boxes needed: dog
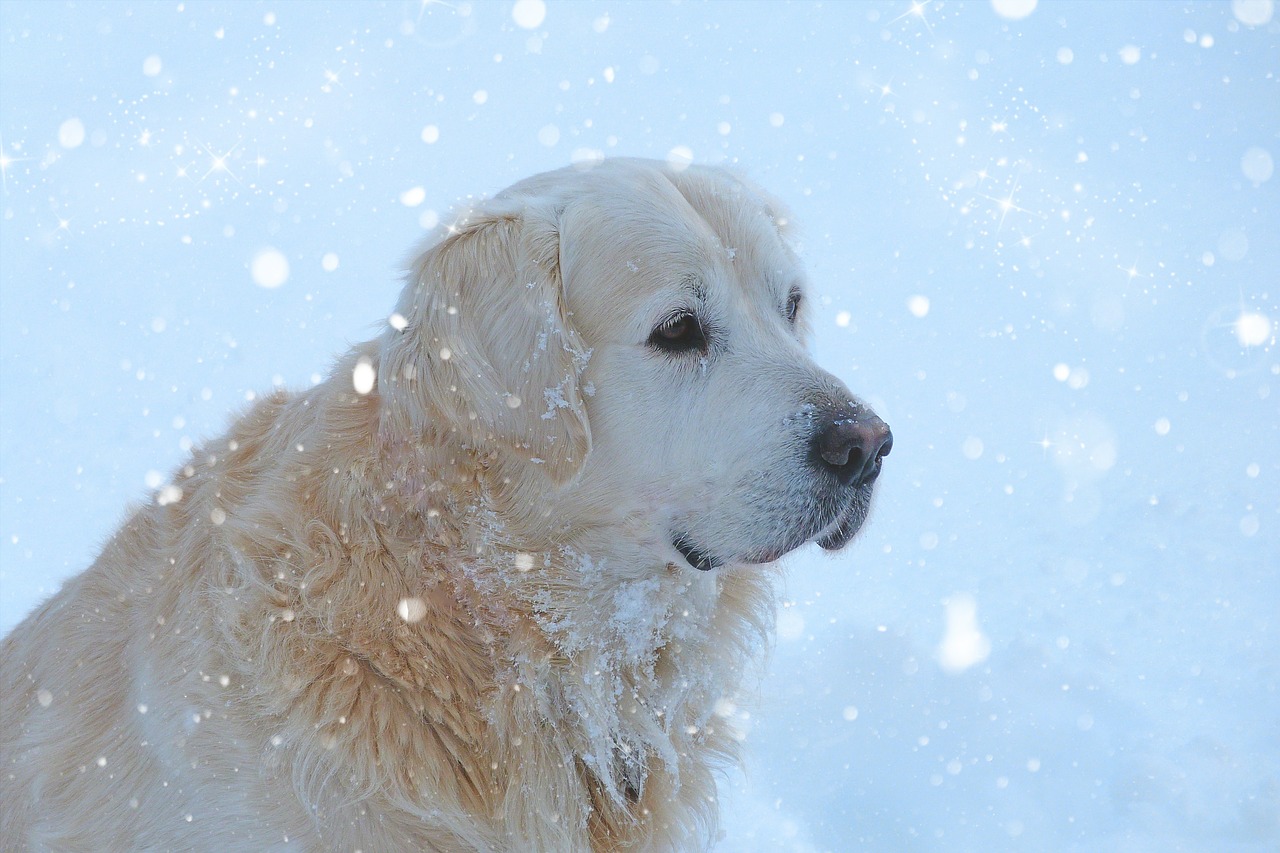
[1,158,891,851]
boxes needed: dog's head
[381,158,890,570]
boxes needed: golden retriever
[1,158,891,851]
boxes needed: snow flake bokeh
[1,2,1276,851]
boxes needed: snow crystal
[352,358,376,395]
[420,125,440,144]
[144,470,164,489]
[511,0,546,30]
[1154,417,1171,436]
[472,90,488,105]
[36,689,52,707]
[156,485,183,506]
[1119,45,1141,65]
[990,0,1038,21]
[570,147,604,167]
[906,295,930,318]
[541,382,570,419]
[537,124,560,147]
[1232,0,1274,26]
[1241,146,1273,184]
[1056,47,1074,65]
[321,252,339,272]
[210,507,226,525]
[400,186,425,207]
[388,312,407,331]
[842,706,859,722]
[835,310,852,327]
[250,248,289,288]
[1240,514,1260,537]
[396,597,427,623]
[513,552,534,572]
[505,394,522,409]
[961,436,984,460]
[768,112,785,128]
[142,55,162,77]
[667,145,694,171]
[1066,366,1089,389]
[57,118,85,149]
[937,594,991,674]
[609,577,667,659]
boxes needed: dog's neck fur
[260,359,781,850]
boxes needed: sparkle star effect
[48,198,72,241]
[1118,258,1145,281]
[199,140,244,184]
[0,135,32,193]
[890,0,936,35]
[321,69,344,93]
[975,175,1039,232]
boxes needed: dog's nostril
[878,429,894,460]
[813,415,891,487]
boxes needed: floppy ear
[379,200,592,483]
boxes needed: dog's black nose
[813,413,892,487]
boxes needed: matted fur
[1,159,885,851]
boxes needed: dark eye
[785,290,802,323]
[648,311,707,353]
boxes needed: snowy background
[1,1,1277,850]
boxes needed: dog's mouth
[673,534,721,572]
[672,485,874,571]
[815,500,867,551]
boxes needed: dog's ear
[379,199,591,483]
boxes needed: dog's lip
[673,480,875,569]
[673,533,721,571]
[815,490,870,551]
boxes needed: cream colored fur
[1,159,881,851]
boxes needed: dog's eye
[648,311,707,353]
[785,290,802,324]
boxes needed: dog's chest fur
[184,381,780,850]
